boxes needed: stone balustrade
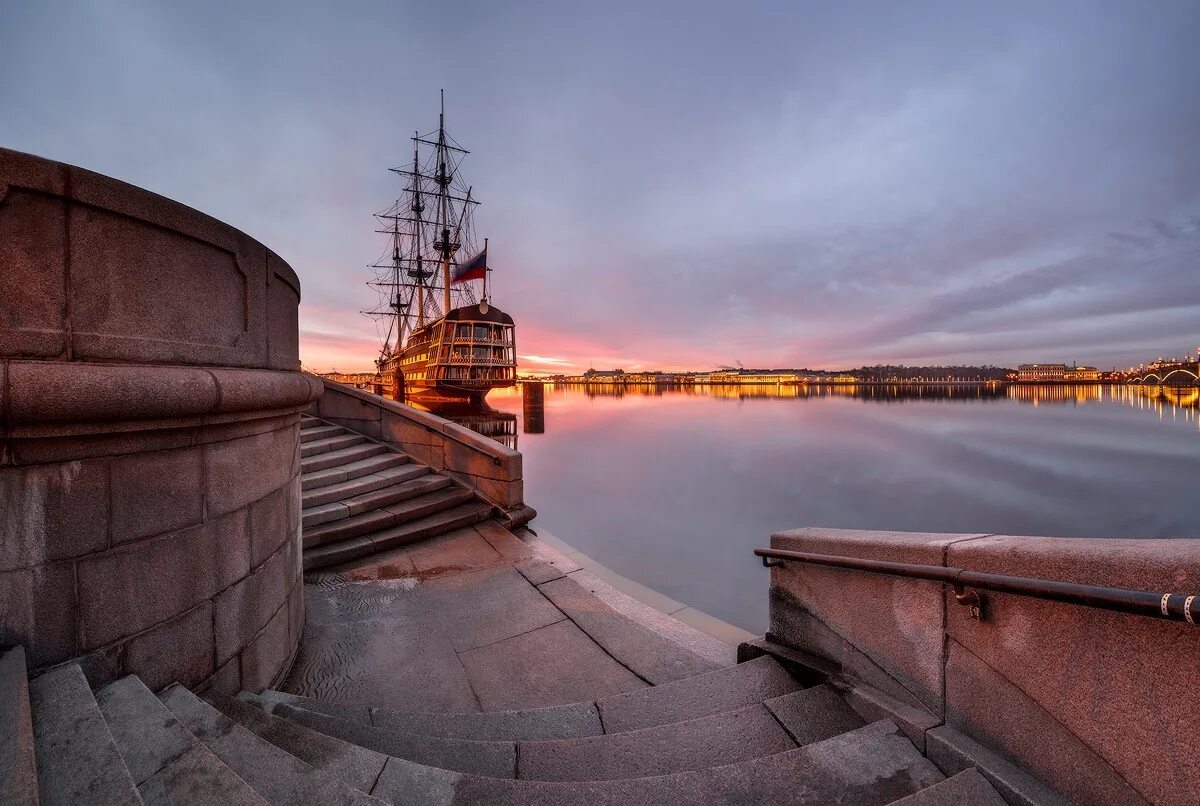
[761,527,1200,806]
[0,147,319,694]
[308,378,535,528]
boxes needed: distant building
[1017,363,1099,382]
[1064,365,1099,381]
[1017,364,1068,382]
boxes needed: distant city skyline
[3,2,1198,374]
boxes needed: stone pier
[0,147,320,693]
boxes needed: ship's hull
[379,303,517,404]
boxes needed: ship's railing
[442,356,514,366]
[755,546,1198,625]
[442,335,513,346]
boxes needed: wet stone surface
[280,524,710,713]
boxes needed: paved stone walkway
[281,522,734,713]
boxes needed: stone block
[76,645,124,689]
[315,388,382,424]
[287,581,304,644]
[7,361,219,425]
[946,535,1200,806]
[239,602,292,692]
[110,446,203,544]
[448,470,521,509]
[0,646,38,805]
[125,602,215,692]
[249,482,294,568]
[944,638,1146,805]
[768,528,986,714]
[0,562,78,668]
[266,255,301,371]
[66,193,265,367]
[380,409,438,450]
[78,510,250,649]
[926,726,1070,806]
[0,188,67,357]
[197,656,242,697]
[214,539,296,665]
[0,460,109,570]
[209,368,319,414]
[442,435,521,483]
[205,425,297,517]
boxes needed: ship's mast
[410,138,426,330]
[437,90,453,317]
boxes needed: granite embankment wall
[310,379,535,527]
[0,147,319,693]
[763,528,1200,806]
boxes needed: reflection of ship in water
[1007,384,1103,406]
[414,401,519,451]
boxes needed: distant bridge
[1126,368,1200,386]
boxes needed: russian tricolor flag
[451,246,487,284]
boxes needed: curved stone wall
[0,147,319,694]
[763,528,1200,805]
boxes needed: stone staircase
[3,640,1010,804]
[299,415,493,571]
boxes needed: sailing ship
[365,92,517,405]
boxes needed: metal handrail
[755,547,1198,626]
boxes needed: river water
[453,383,1200,633]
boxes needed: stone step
[273,701,517,778]
[96,675,264,804]
[383,720,943,805]
[302,474,455,529]
[271,685,860,784]
[302,487,477,550]
[888,768,1008,805]
[599,654,802,733]
[28,663,144,805]
[208,693,388,794]
[301,453,411,492]
[260,655,799,743]
[300,424,345,443]
[516,699,797,782]
[301,433,367,459]
[300,442,389,474]
[303,501,494,571]
[258,688,603,742]
[302,463,431,509]
[157,684,383,805]
[0,646,38,805]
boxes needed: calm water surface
[462,384,1200,633]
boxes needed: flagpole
[482,237,489,303]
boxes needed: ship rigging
[364,92,517,404]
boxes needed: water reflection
[439,383,1200,633]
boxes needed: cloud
[2,1,1198,372]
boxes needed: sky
[2,1,1198,373]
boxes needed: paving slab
[28,663,143,806]
[404,525,506,573]
[763,684,866,746]
[517,701,796,781]
[284,616,480,713]
[459,619,647,710]
[0,646,38,805]
[889,769,1008,805]
[564,568,735,668]
[539,573,720,684]
[158,684,382,805]
[417,566,567,652]
[275,703,517,777]
[210,693,387,793]
[597,655,801,733]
